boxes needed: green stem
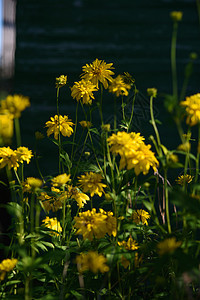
[14,117,21,147]
[56,87,62,173]
[171,21,178,100]
[127,85,137,132]
[164,168,171,234]
[71,102,79,161]
[195,124,200,182]
[150,95,162,156]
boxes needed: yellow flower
[38,192,53,213]
[0,112,14,144]
[118,236,139,251]
[108,75,131,97]
[81,58,114,89]
[71,188,90,208]
[0,94,30,118]
[23,177,43,192]
[15,146,33,164]
[45,115,74,140]
[180,93,200,126]
[99,209,117,237]
[157,237,182,255]
[0,258,18,281]
[170,11,183,22]
[0,147,19,169]
[147,88,157,97]
[132,209,150,225]
[55,75,67,88]
[51,173,71,187]
[71,79,98,105]
[76,251,109,273]
[122,72,135,85]
[175,174,193,185]
[74,208,108,240]
[177,141,191,152]
[77,171,106,197]
[79,120,92,128]
[42,216,62,236]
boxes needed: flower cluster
[79,120,92,128]
[42,216,62,236]
[118,236,139,251]
[76,251,109,273]
[74,208,117,240]
[0,258,18,281]
[180,93,200,126]
[0,94,30,118]
[55,75,67,88]
[107,131,159,175]
[23,177,43,192]
[0,146,33,170]
[45,115,74,140]
[77,171,107,197]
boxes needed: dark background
[13,0,200,176]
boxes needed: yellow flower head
[81,58,114,89]
[175,174,193,185]
[51,173,71,187]
[77,171,107,197]
[101,123,111,132]
[0,146,19,170]
[122,72,135,85]
[132,209,150,225]
[45,115,74,140]
[177,141,191,152]
[180,93,200,126]
[157,237,182,255]
[108,75,131,97]
[71,187,90,208]
[0,258,18,281]
[79,120,92,128]
[118,236,139,251]
[0,94,30,118]
[23,177,43,192]
[0,112,14,144]
[99,209,117,237]
[15,146,33,164]
[55,75,67,88]
[71,79,98,105]
[170,11,183,22]
[42,216,62,236]
[74,208,108,240]
[76,251,109,273]
[147,88,157,98]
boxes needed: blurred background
[0,0,200,174]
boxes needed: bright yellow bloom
[0,147,19,169]
[45,115,74,140]
[132,209,150,225]
[170,11,183,22]
[23,177,43,192]
[175,174,193,185]
[51,173,71,187]
[118,236,139,251]
[81,58,114,89]
[180,93,200,126]
[55,75,67,88]
[42,216,62,236]
[0,112,14,144]
[0,258,18,281]
[71,188,90,208]
[77,172,106,197]
[157,237,182,255]
[99,209,117,237]
[15,146,33,164]
[108,75,131,97]
[79,120,92,128]
[76,251,109,273]
[71,79,98,105]
[0,94,30,118]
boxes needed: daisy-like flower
[108,75,131,97]
[79,120,92,128]
[0,94,30,118]
[175,174,193,186]
[99,209,117,237]
[118,236,139,251]
[132,209,150,225]
[51,173,71,188]
[180,93,200,126]
[23,177,43,192]
[55,75,67,88]
[42,216,62,236]
[81,58,114,89]
[76,251,109,273]
[74,208,108,240]
[71,79,98,105]
[0,112,14,144]
[0,258,18,281]
[0,147,19,169]
[45,115,74,140]
[170,11,183,22]
[157,237,182,256]
[71,187,90,208]
[77,171,107,197]
[15,146,33,164]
